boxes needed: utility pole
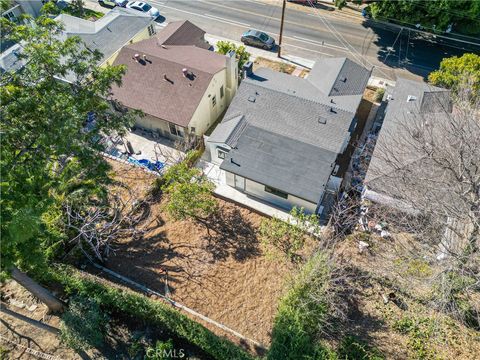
[278,0,286,58]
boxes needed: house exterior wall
[223,172,318,213]
[102,23,155,66]
[208,141,231,165]
[135,113,185,141]
[189,69,229,137]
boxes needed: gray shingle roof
[220,125,337,203]
[57,8,153,64]
[208,57,370,204]
[223,80,355,154]
[308,57,371,97]
[207,115,247,146]
[365,78,452,195]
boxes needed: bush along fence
[45,265,256,360]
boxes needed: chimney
[225,49,238,101]
[163,74,168,81]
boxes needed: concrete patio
[111,129,185,166]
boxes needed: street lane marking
[283,43,334,56]
[290,35,348,51]
[203,13,251,27]
[244,0,267,5]
[156,3,250,29]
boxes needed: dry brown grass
[104,159,299,347]
[253,57,296,74]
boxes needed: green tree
[369,0,480,35]
[428,53,480,99]
[259,207,321,262]
[0,4,135,310]
[161,156,217,223]
[216,40,251,73]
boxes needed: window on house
[212,95,217,107]
[148,24,156,36]
[3,11,16,22]
[169,123,184,137]
[217,146,229,159]
[190,127,196,133]
[220,85,224,99]
[265,185,288,199]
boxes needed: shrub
[374,88,385,102]
[338,335,384,360]
[50,266,253,360]
[216,41,251,73]
[60,295,109,351]
[268,252,338,359]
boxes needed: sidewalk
[204,34,315,69]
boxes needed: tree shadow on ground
[360,19,478,79]
[201,208,260,262]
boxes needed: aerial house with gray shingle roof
[207,57,371,214]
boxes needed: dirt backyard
[103,160,295,349]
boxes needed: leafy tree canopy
[216,40,251,73]
[428,53,480,99]
[369,0,480,35]
[0,5,135,275]
[161,157,217,221]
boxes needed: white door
[234,175,245,190]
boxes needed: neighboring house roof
[207,115,247,146]
[221,125,337,203]
[364,78,452,199]
[248,60,370,114]
[210,57,370,205]
[110,21,228,127]
[156,20,211,49]
[57,7,153,64]
[0,43,24,73]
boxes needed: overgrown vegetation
[60,295,109,351]
[216,40,251,74]
[428,53,480,99]
[48,265,254,360]
[161,152,217,222]
[369,0,480,35]
[259,207,321,262]
[0,2,136,308]
[268,252,346,359]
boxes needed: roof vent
[329,107,337,114]
[248,96,256,103]
[182,68,188,77]
[339,76,347,82]
[161,44,167,49]
[387,94,393,100]
[407,95,417,102]
[318,116,327,124]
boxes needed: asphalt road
[100,0,480,80]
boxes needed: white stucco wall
[231,176,319,213]
[189,69,228,136]
[208,142,231,165]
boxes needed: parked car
[98,0,128,7]
[126,1,160,18]
[241,30,275,50]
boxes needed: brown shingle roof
[156,20,211,50]
[110,24,227,127]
